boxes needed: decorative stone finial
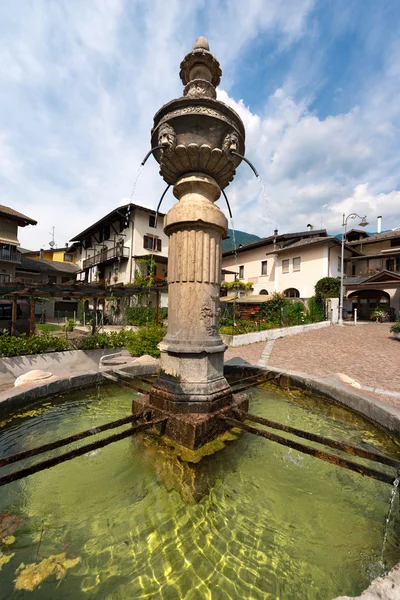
[179,37,222,99]
[193,36,209,50]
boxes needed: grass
[36,324,62,333]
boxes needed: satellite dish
[49,240,55,248]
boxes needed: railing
[0,249,21,263]
[83,246,129,270]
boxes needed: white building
[222,228,357,299]
[70,203,169,286]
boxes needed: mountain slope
[222,229,262,252]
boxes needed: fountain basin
[0,373,399,599]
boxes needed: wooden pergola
[0,282,168,336]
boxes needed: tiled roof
[348,229,400,245]
[0,204,37,225]
[70,203,166,242]
[17,256,80,274]
[222,229,327,257]
[265,235,360,255]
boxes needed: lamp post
[339,212,368,325]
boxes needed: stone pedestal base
[132,393,248,450]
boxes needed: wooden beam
[11,295,17,337]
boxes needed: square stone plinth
[132,393,249,450]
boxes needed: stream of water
[129,164,145,200]
[380,476,400,570]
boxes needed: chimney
[377,216,382,234]
[274,228,278,235]
[39,248,44,259]
[307,223,314,231]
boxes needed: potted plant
[390,321,400,340]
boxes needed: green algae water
[0,383,399,599]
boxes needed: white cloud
[0,0,398,250]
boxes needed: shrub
[125,306,168,326]
[305,296,325,322]
[126,326,167,358]
[81,329,137,350]
[68,319,75,332]
[0,332,69,357]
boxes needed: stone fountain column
[149,171,231,412]
[133,37,248,448]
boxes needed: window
[61,276,70,284]
[0,305,12,319]
[149,215,156,228]
[282,259,289,274]
[63,253,73,262]
[390,239,400,248]
[337,256,341,273]
[293,257,301,272]
[239,265,244,279]
[284,288,300,298]
[0,274,11,283]
[261,260,268,275]
[48,275,57,284]
[143,235,161,252]
[260,289,268,295]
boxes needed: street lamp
[339,212,368,325]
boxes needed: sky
[1,0,400,250]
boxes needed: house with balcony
[342,219,400,319]
[69,203,169,305]
[222,228,358,300]
[0,204,37,283]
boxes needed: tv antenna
[49,226,56,248]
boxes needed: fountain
[1,36,400,600]
[133,36,249,449]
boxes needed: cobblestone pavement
[225,323,400,403]
[268,323,400,392]
[224,341,266,365]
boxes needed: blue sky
[1,0,399,249]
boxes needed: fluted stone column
[150,172,231,412]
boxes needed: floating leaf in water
[0,551,15,570]
[15,553,81,591]
[0,512,26,539]
[2,536,15,545]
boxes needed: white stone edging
[221,320,331,347]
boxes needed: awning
[0,230,20,245]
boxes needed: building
[343,219,400,319]
[23,246,76,263]
[68,203,169,312]
[0,204,37,283]
[222,228,358,299]
[14,256,80,320]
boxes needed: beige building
[343,223,400,319]
[0,204,37,283]
[222,229,355,299]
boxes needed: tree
[314,277,340,302]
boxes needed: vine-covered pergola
[0,281,168,336]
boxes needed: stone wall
[221,320,331,347]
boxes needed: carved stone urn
[133,37,248,449]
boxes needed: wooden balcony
[0,248,21,263]
[83,246,129,270]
